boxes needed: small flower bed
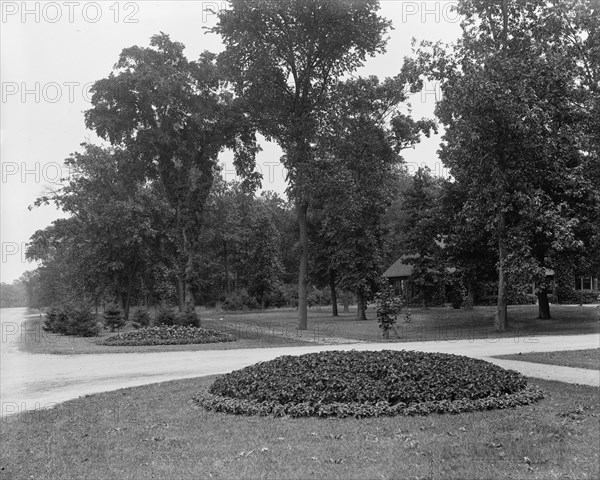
[98,325,235,346]
[194,350,544,418]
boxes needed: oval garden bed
[194,350,544,418]
[98,325,235,346]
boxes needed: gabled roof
[382,255,418,278]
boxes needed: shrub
[558,290,599,305]
[44,303,100,337]
[175,306,201,327]
[154,304,176,326]
[195,350,544,418]
[43,306,69,333]
[103,303,125,332]
[66,303,101,337]
[221,290,259,311]
[446,287,464,309]
[506,292,537,305]
[375,279,403,339]
[132,307,151,327]
[307,286,331,307]
[98,325,234,346]
[279,283,298,308]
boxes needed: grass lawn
[18,304,599,354]
[1,376,598,480]
[495,348,600,370]
[19,316,314,355]
[208,304,600,343]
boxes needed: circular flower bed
[98,325,235,346]
[194,350,544,418]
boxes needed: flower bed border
[194,384,544,418]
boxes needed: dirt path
[1,308,598,416]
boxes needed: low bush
[307,286,331,307]
[506,292,538,305]
[375,280,404,338]
[558,290,599,305]
[43,306,68,333]
[221,290,259,311]
[103,303,125,332]
[132,308,151,327]
[154,304,176,326]
[98,325,235,346]
[195,350,543,418]
[175,306,201,327]
[68,304,102,337]
[43,303,101,337]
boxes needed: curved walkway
[1,309,598,416]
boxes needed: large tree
[419,0,599,330]
[213,0,391,329]
[85,33,259,311]
[311,75,434,320]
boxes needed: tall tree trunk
[113,273,124,309]
[329,269,338,317]
[176,275,185,312]
[537,289,551,319]
[124,281,132,320]
[495,212,508,331]
[356,291,367,321]
[343,291,350,313]
[183,228,195,309]
[297,201,309,330]
[224,242,230,295]
[465,283,475,310]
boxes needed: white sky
[0,0,461,283]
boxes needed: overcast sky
[1,0,462,283]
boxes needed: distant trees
[26,152,294,312]
[27,144,176,318]
[0,280,27,308]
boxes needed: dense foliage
[375,279,404,338]
[98,325,234,346]
[103,303,125,332]
[195,350,543,417]
[43,303,101,337]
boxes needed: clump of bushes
[195,350,544,418]
[154,304,177,326]
[103,303,125,332]
[558,290,599,305]
[175,306,201,327]
[221,289,259,311]
[43,302,101,337]
[43,306,69,333]
[132,308,151,327]
[98,325,234,346]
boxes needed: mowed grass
[16,304,599,354]
[1,376,598,480]
[18,315,313,355]
[207,304,600,343]
[496,348,600,370]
